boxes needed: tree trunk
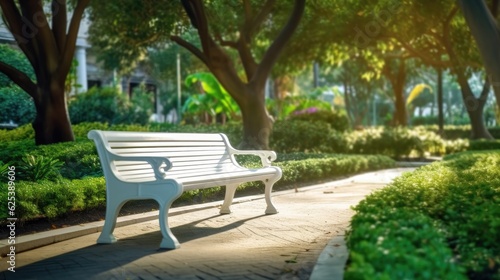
[458,0,500,110]
[393,81,407,126]
[238,88,273,150]
[455,71,493,139]
[384,59,407,126]
[32,83,75,145]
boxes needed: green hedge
[0,153,394,222]
[345,151,500,279]
[420,125,500,140]
[2,177,106,221]
[468,139,500,151]
[2,122,492,159]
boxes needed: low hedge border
[345,151,500,279]
[0,153,395,223]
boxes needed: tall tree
[345,0,493,138]
[0,0,90,144]
[89,0,306,149]
[457,0,500,111]
[172,0,305,149]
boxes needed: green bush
[420,125,500,140]
[0,45,34,88]
[69,87,151,125]
[0,177,106,221]
[468,139,500,151]
[287,110,350,132]
[274,154,394,187]
[346,127,424,159]
[346,209,464,279]
[0,124,35,142]
[0,86,36,125]
[271,120,348,153]
[346,151,500,279]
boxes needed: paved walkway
[0,168,414,280]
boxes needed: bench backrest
[88,130,236,183]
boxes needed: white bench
[88,130,282,249]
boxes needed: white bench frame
[88,130,282,249]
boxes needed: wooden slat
[109,141,226,148]
[103,131,224,142]
[110,146,227,154]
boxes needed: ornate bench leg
[220,184,238,214]
[153,181,183,249]
[97,199,126,244]
[264,177,279,215]
[158,201,180,249]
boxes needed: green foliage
[17,155,63,182]
[267,91,333,121]
[346,151,500,279]
[346,208,464,280]
[421,125,500,140]
[346,127,453,158]
[0,177,106,221]
[274,154,395,188]
[0,86,36,125]
[0,124,34,141]
[69,87,151,125]
[0,44,35,87]
[183,72,240,124]
[71,122,110,139]
[287,110,350,132]
[468,139,500,151]
[271,120,348,153]
[0,161,9,183]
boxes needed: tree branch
[52,0,67,54]
[479,78,491,101]
[244,0,275,40]
[185,0,213,58]
[59,0,90,79]
[392,37,448,68]
[0,0,37,68]
[0,61,37,97]
[170,35,209,65]
[24,0,59,73]
[251,0,305,89]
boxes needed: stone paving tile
[0,175,401,279]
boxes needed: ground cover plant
[345,151,500,279]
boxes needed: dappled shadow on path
[5,214,266,279]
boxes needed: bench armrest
[229,148,277,167]
[107,153,173,180]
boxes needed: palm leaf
[406,83,433,106]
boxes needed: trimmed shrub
[0,86,36,125]
[420,125,500,140]
[468,139,500,151]
[274,154,394,187]
[271,120,348,153]
[0,177,106,221]
[346,151,500,279]
[346,127,424,159]
[0,124,35,142]
[287,110,350,132]
[69,87,151,125]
